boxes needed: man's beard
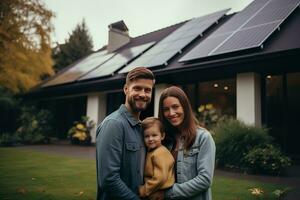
[128,97,150,113]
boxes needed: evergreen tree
[52,19,94,71]
[0,0,54,93]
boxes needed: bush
[68,116,95,145]
[0,132,20,146]
[244,144,292,175]
[212,119,272,168]
[16,106,53,144]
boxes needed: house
[28,0,300,159]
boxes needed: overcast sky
[43,0,253,50]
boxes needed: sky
[43,0,253,50]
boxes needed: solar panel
[43,50,114,87]
[179,33,231,59]
[79,42,155,80]
[243,2,299,28]
[179,0,300,62]
[212,21,281,55]
[212,0,270,35]
[118,8,230,74]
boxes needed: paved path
[17,143,300,200]
[17,143,96,160]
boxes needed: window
[183,78,236,129]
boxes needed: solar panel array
[118,8,230,74]
[43,50,114,87]
[79,42,155,80]
[179,0,300,62]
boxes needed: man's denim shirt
[96,104,145,200]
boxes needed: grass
[212,176,287,200]
[0,148,288,200]
[0,148,96,200]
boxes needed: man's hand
[149,190,164,200]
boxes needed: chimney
[107,20,130,53]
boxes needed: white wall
[86,93,107,143]
[236,72,261,126]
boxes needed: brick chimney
[107,20,130,53]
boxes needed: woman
[157,86,215,200]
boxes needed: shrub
[212,118,272,168]
[0,132,20,146]
[16,106,53,144]
[244,144,292,175]
[68,116,95,145]
[273,188,290,200]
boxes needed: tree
[0,0,55,93]
[52,19,94,71]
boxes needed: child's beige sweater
[139,145,175,198]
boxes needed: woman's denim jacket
[165,128,216,200]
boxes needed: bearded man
[96,67,155,200]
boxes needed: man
[96,67,155,200]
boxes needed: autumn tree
[0,0,54,93]
[52,19,94,71]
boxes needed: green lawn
[0,148,287,200]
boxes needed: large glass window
[286,72,300,157]
[107,91,125,115]
[265,75,284,147]
[265,72,300,158]
[39,96,87,139]
[183,78,236,129]
[106,90,154,120]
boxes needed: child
[139,117,175,199]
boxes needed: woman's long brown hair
[158,86,198,149]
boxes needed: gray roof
[28,1,300,98]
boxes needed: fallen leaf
[17,188,27,194]
[37,188,46,193]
